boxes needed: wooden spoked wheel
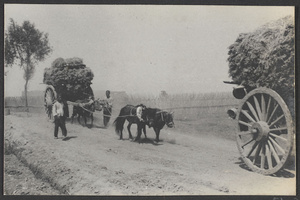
[44,85,57,119]
[236,87,294,175]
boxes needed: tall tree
[5,18,52,108]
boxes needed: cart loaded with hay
[225,16,295,175]
[43,57,95,119]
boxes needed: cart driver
[136,104,147,122]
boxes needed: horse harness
[79,103,95,113]
[156,111,166,122]
[130,107,136,116]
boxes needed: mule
[71,98,105,127]
[94,99,106,111]
[138,108,174,143]
[113,105,147,140]
[71,100,96,127]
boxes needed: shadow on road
[272,169,295,178]
[234,158,252,172]
[134,138,163,146]
[62,136,78,141]
[93,125,108,129]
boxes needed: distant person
[103,90,113,127]
[52,94,69,139]
[159,90,169,99]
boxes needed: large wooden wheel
[44,85,57,119]
[236,87,294,175]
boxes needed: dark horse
[113,105,147,140]
[70,99,104,127]
[137,108,175,143]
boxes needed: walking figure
[103,90,113,127]
[52,94,69,139]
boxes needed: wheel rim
[44,87,56,119]
[236,88,294,175]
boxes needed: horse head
[164,111,175,128]
[94,99,106,111]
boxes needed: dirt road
[4,111,296,195]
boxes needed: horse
[71,100,95,127]
[113,105,147,140]
[137,108,175,143]
[68,98,104,127]
[94,99,106,112]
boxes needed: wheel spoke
[247,141,259,158]
[266,96,272,121]
[246,101,260,122]
[265,144,273,169]
[268,140,281,164]
[269,132,288,142]
[269,114,285,127]
[238,130,253,136]
[254,96,263,121]
[269,136,286,154]
[241,138,255,149]
[241,110,256,123]
[269,127,287,132]
[267,104,279,124]
[252,142,262,165]
[261,95,266,121]
[260,145,265,169]
[238,120,252,127]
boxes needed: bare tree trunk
[24,79,28,111]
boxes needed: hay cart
[43,63,94,119]
[225,82,295,175]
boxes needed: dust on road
[4,111,296,195]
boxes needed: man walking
[52,94,68,139]
[103,90,113,127]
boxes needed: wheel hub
[251,121,270,141]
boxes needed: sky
[4,5,294,97]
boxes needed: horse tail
[113,110,126,136]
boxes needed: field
[3,92,296,195]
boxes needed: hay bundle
[227,15,294,101]
[43,57,94,101]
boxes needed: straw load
[43,57,94,100]
[227,15,295,106]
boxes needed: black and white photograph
[3,3,297,196]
